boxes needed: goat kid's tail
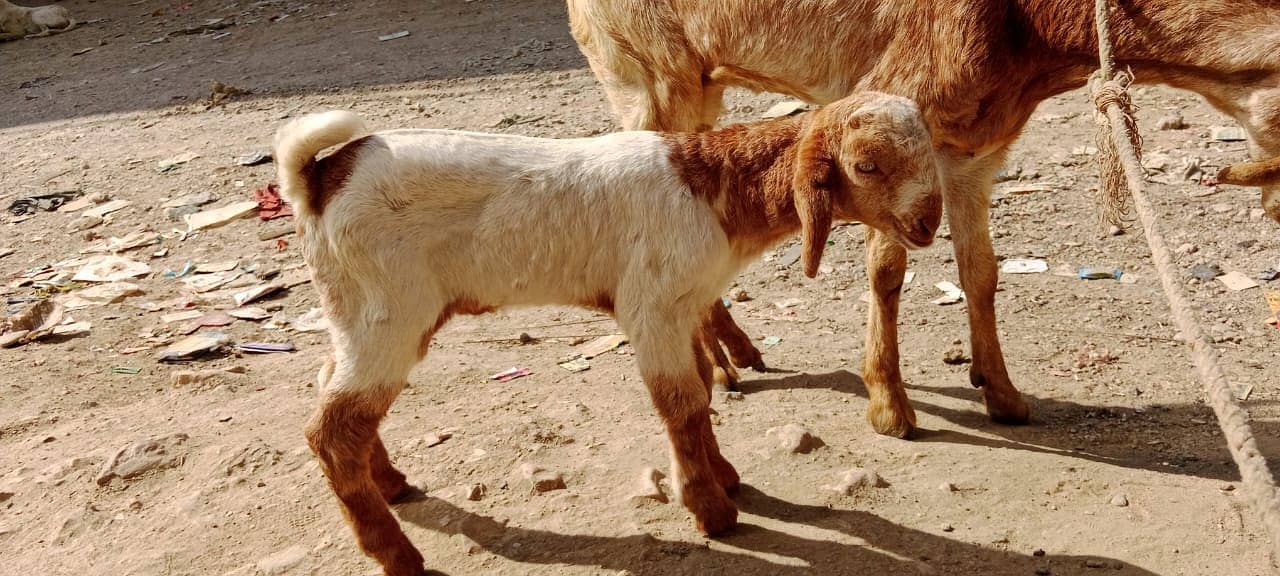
[273,110,367,218]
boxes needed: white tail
[273,110,367,217]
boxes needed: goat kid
[0,0,74,41]
[276,92,941,576]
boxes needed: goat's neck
[661,116,809,260]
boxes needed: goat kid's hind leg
[698,310,738,392]
[307,328,432,575]
[862,228,917,438]
[630,324,737,535]
[946,152,1029,424]
[692,328,741,494]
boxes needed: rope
[1091,0,1280,568]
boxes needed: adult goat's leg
[695,310,741,493]
[863,228,916,438]
[946,152,1029,424]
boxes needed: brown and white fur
[276,92,941,576]
[0,0,74,41]
[568,0,1280,438]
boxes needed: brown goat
[568,0,1280,437]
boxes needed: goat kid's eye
[855,161,878,174]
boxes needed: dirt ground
[2,1,1279,575]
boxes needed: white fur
[276,120,739,397]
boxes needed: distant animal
[274,91,942,575]
[0,0,75,41]
[568,0,1280,439]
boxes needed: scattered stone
[292,308,328,332]
[96,433,190,485]
[1189,263,1223,281]
[627,467,667,504]
[942,348,970,365]
[163,191,218,210]
[1155,112,1185,130]
[728,287,751,302]
[256,545,308,575]
[35,457,94,486]
[82,199,132,219]
[70,282,143,305]
[761,100,808,119]
[157,331,230,362]
[424,431,453,447]
[1175,243,1198,256]
[515,463,565,494]
[184,201,259,232]
[258,221,295,241]
[235,151,272,166]
[170,369,236,387]
[1180,156,1204,181]
[941,524,955,533]
[1209,126,1247,142]
[1107,225,1124,237]
[940,482,958,492]
[73,255,151,283]
[1109,493,1129,507]
[1033,549,1046,557]
[466,483,487,501]
[822,467,889,495]
[518,332,536,344]
[766,423,824,454]
[69,214,104,231]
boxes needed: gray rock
[766,423,824,454]
[256,545,308,575]
[823,467,889,495]
[96,433,189,485]
[1156,112,1186,130]
[1110,493,1129,507]
[627,467,667,504]
[515,463,565,494]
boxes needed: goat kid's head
[792,92,942,277]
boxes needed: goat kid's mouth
[893,217,937,250]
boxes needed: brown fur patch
[305,390,425,573]
[418,297,497,359]
[660,115,809,253]
[305,135,385,217]
[581,292,616,314]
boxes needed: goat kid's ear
[793,121,835,279]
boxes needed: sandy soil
[2,1,1279,575]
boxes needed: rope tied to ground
[1091,0,1280,569]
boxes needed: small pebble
[1109,493,1129,507]
[729,287,751,302]
[766,423,824,454]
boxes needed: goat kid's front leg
[862,228,917,438]
[634,333,738,535]
[946,153,1030,424]
[307,389,427,576]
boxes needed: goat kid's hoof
[983,389,1031,425]
[866,401,917,439]
[693,497,739,537]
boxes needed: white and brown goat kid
[274,91,942,576]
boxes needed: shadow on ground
[741,368,1268,481]
[3,0,585,129]
[395,485,1157,575]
